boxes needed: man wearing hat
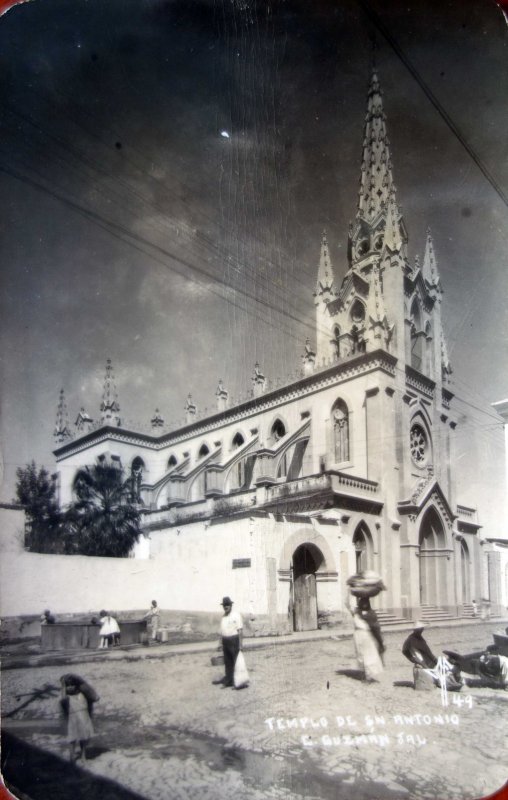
[219,597,243,687]
[402,621,438,669]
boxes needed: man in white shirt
[219,596,243,687]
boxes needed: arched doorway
[460,539,471,604]
[292,543,323,632]
[419,507,446,605]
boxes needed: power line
[357,0,508,209]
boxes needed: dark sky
[0,0,507,500]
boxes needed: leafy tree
[66,460,142,557]
[14,461,65,553]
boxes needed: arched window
[410,419,431,468]
[270,419,286,443]
[232,432,244,449]
[167,455,177,469]
[352,523,373,573]
[198,444,210,459]
[351,299,365,324]
[332,399,349,463]
[130,457,145,504]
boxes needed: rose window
[410,424,428,465]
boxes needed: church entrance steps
[420,605,456,623]
[375,611,407,627]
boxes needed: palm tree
[66,459,142,557]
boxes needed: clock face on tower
[410,423,429,466]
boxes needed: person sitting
[404,622,462,691]
[402,622,437,669]
[479,654,508,688]
[40,609,56,625]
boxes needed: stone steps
[420,605,456,623]
[375,611,408,627]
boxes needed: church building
[52,73,492,634]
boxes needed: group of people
[95,601,161,648]
[350,595,508,690]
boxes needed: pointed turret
[215,380,229,411]
[315,230,335,295]
[185,394,197,424]
[54,389,72,443]
[100,358,121,426]
[314,231,338,363]
[151,408,164,430]
[357,71,394,224]
[422,228,441,289]
[251,362,266,397]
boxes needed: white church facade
[51,73,501,634]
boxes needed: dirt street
[2,622,507,800]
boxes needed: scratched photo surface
[1,1,508,799]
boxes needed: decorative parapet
[405,365,435,399]
[55,349,397,459]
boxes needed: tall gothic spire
[54,388,72,443]
[315,230,335,294]
[100,358,121,426]
[357,71,394,224]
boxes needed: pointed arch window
[232,432,244,449]
[351,299,365,324]
[167,455,177,469]
[270,419,286,444]
[198,444,210,459]
[332,399,350,463]
[410,421,431,467]
[353,523,373,573]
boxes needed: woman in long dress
[351,597,385,682]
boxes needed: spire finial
[100,358,121,426]
[151,408,164,430]
[315,230,336,296]
[356,70,394,225]
[54,388,72,443]
[422,227,441,286]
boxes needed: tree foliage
[66,461,142,557]
[14,461,65,553]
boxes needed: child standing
[98,610,120,648]
[60,673,99,762]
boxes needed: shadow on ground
[1,731,148,800]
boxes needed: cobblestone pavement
[2,622,507,800]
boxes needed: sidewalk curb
[2,618,506,671]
